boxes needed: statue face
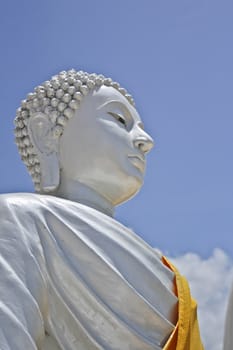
[58,86,154,205]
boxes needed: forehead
[88,85,142,122]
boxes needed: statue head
[14,70,154,206]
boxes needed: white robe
[0,193,178,350]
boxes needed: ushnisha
[14,69,134,192]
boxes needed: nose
[133,130,154,154]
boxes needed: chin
[113,175,144,206]
[128,175,143,196]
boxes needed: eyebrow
[96,100,129,111]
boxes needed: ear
[28,113,60,192]
[28,112,57,155]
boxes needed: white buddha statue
[0,70,203,350]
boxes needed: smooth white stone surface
[0,193,177,349]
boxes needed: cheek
[97,135,129,166]
[99,124,133,153]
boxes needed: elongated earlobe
[28,113,60,192]
[38,153,60,192]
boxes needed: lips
[128,154,145,172]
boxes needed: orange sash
[162,257,204,350]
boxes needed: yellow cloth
[162,257,204,350]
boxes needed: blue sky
[0,0,233,259]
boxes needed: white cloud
[170,249,233,350]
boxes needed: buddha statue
[0,70,203,350]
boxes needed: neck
[51,176,115,217]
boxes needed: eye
[107,112,127,127]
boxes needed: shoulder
[0,193,82,219]
[0,193,56,223]
[0,193,42,211]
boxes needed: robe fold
[0,193,203,350]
